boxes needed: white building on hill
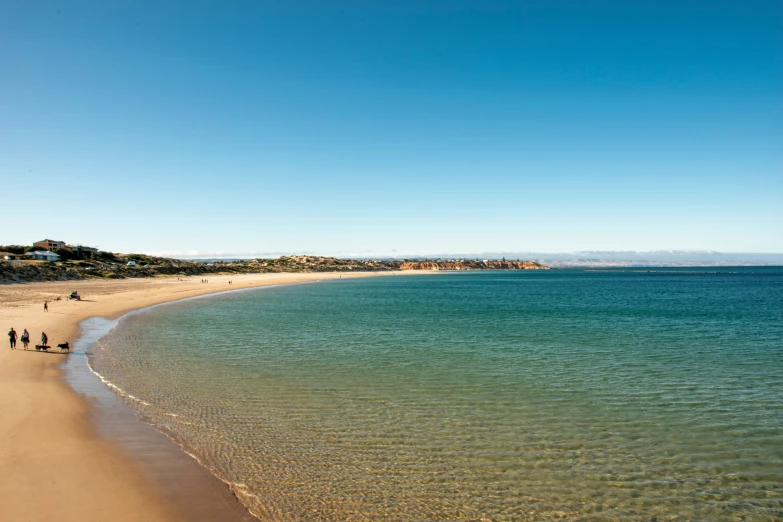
[27,251,61,262]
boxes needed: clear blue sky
[2,1,781,256]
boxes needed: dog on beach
[57,342,70,352]
[35,344,50,352]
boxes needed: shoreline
[66,316,258,522]
[0,271,400,522]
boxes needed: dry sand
[0,272,391,521]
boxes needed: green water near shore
[90,269,783,520]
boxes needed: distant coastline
[0,253,548,284]
[399,259,548,270]
[5,242,783,285]
[165,251,783,268]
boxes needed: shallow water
[89,269,783,520]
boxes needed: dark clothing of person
[41,332,48,346]
[9,329,17,349]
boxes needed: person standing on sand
[21,329,30,350]
[8,327,17,349]
[41,331,48,347]
[44,301,48,312]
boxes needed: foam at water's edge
[66,320,262,522]
[88,359,152,406]
[62,281,320,522]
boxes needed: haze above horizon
[2,1,781,255]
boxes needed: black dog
[57,342,70,352]
[35,344,50,352]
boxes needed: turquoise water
[90,269,783,520]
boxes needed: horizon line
[143,250,783,260]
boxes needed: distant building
[67,244,98,254]
[27,250,61,262]
[0,252,17,260]
[33,239,66,251]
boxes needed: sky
[1,1,781,257]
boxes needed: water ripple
[89,270,783,520]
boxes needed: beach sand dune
[0,272,384,521]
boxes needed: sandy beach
[0,272,388,522]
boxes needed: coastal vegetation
[0,247,548,283]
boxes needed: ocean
[87,268,783,520]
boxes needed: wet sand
[0,272,392,522]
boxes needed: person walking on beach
[8,327,17,349]
[21,329,30,350]
[41,331,48,347]
[44,301,48,312]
